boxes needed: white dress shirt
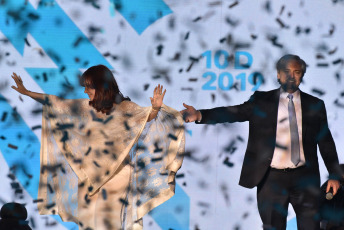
[270,88,306,169]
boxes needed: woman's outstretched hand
[150,84,166,109]
[11,73,29,95]
[11,73,46,104]
[147,84,166,122]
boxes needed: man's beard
[278,78,302,92]
[281,81,298,92]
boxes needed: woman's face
[83,79,95,100]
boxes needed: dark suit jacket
[198,88,341,188]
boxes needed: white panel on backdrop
[1,0,344,229]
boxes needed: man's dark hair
[276,54,307,76]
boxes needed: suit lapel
[270,88,281,133]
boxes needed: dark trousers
[257,167,321,230]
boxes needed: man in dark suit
[181,54,342,230]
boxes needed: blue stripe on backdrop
[109,0,173,34]
[149,184,190,230]
[0,94,77,229]
[0,0,111,67]
[0,95,41,199]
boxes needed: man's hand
[180,103,201,123]
[327,179,340,196]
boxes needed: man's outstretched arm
[181,92,257,124]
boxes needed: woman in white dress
[11,65,185,230]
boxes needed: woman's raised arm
[147,84,166,122]
[11,73,47,104]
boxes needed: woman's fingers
[154,86,158,95]
[13,73,19,82]
[13,73,21,81]
[153,84,165,98]
[154,85,160,95]
[156,85,160,95]
[11,85,19,92]
[11,73,26,94]
[12,73,21,83]
[12,75,19,86]
[158,84,163,95]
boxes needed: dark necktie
[287,94,300,166]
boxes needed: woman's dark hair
[80,65,130,115]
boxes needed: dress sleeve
[131,103,185,220]
[37,95,89,222]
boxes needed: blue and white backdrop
[0,0,344,229]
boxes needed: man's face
[277,60,303,93]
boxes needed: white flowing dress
[37,95,185,230]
